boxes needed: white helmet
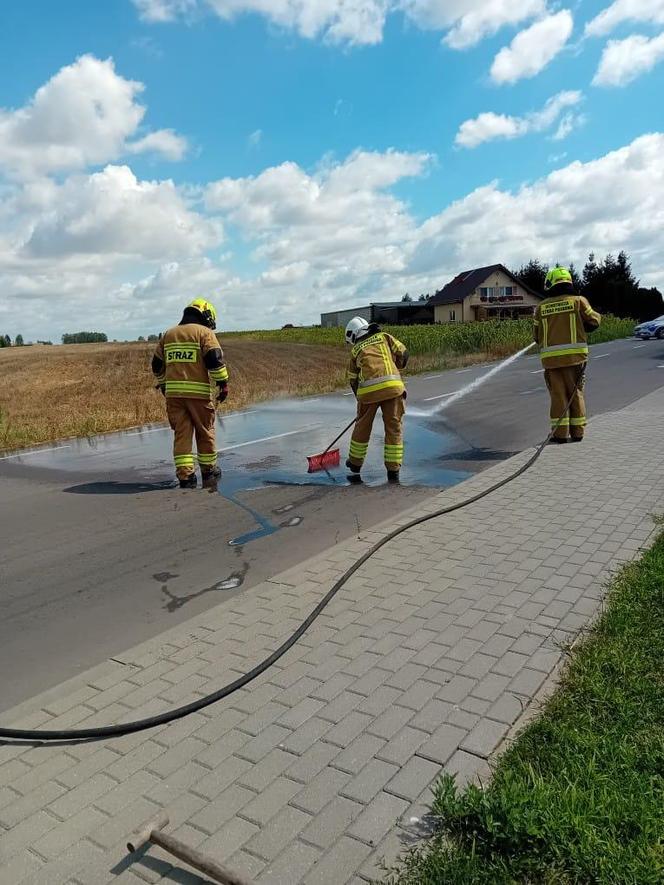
[345,316,370,345]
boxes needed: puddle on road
[2,396,512,548]
[64,479,178,495]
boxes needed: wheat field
[0,341,349,451]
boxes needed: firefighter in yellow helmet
[152,299,229,488]
[534,267,601,443]
[345,317,409,482]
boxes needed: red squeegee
[307,417,357,473]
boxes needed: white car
[634,316,664,339]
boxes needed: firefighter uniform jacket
[152,324,229,399]
[533,293,601,369]
[347,331,407,403]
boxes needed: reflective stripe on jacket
[533,294,601,369]
[347,332,406,403]
[153,324,229,399]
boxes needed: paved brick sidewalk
[1,389,663,885]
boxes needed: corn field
[224,316,634,356]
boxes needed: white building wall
[434,302,463,324]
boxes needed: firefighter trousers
[348,394,405,471]
[166,397,217,480]
[544,363,586,440]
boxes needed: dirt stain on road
[160,562,250,613]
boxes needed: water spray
[409,342,536,418]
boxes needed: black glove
[402,390,407,400]
[155,383,165,397]
[217,383,229,404]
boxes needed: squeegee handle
[321,416,358,457]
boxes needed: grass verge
[384,530,664,885]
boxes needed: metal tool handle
[320,416,358,457]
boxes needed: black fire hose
[0,372,583,742]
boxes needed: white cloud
[5,135,664,340]
[133,0,198,21]
[551,112,584,140]
[132,0,552,48]
[205,149,428,228]
[260,261,310,286]
[403,0,547,50]
[127,129,189,160]
[2,53,663,340]
[21,165,220,260]
[406,134,664,288]
[456,90,582,148]
[248,129,263,148]
[135,0,390,45]
[205,149,431,275]
[593,31,664,85]
[0,55,187,178]
[585,0,664,37]
[108,258,237,329]
[491,10,574,83]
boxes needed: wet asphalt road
[1,337,662,710]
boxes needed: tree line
[0,334,39,346]
[61,332,108,344]
[515,252,662,322]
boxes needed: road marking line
[519,388,541,395]
[657,365,664,369]
[455,368,472,374]
[594,353,609,359]
[219,426,319,452]
[342,392,354,396]
[530,369,543,374]
[423,392,459,402]
[219,410,259,419]
[126,427,166,435]
[121,410,262,437]
[633,344,647,349]
[0,445,73,461]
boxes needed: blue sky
[0,1,663,340]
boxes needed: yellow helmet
[544,266,572,291]
[187,298,217,330]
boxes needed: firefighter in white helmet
[345,317,408,482]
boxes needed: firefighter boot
[387,470,400,483]
[202,465,222,480]
[201,465,222,489]
[179,474,197,489]
[345,459,361,474]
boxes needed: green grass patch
[384,531,664,885]
[223,316,634,357]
